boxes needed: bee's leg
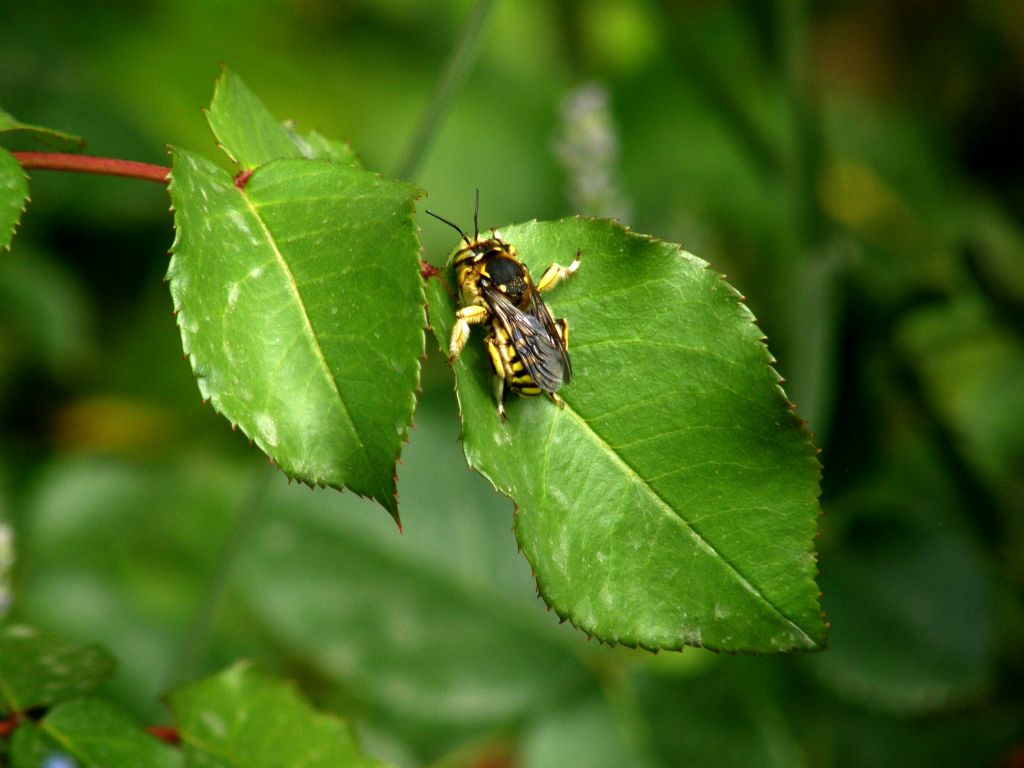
[547,392,566,409]
[494,377,508,421]
[555,318,569,349]
[485,336,510,421]
[449,304,488,361]
[536,250,581,293]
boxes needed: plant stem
[391,0,497,181]
[13,152,170,184]
[657,0,784,180]
[777,0,824,245]
[166,465,273,687]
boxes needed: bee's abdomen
[488,327,544,397]
[507,351,543,396]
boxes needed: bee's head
[479,250,529,300]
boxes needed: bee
[427,197,580,421]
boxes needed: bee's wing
[484,287,568,394]
[522,286,572,385]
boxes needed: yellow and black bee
[428,199,580,420]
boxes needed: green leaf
[0,107,85,152]
[9,698,182,768]
[167,147,423,516]
[425,218,824,652]
[0,147,29,250]
[283,126,360,167]
[0,624,115,715]
[206,70,358,169]
[168,663,382,768]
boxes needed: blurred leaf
[426,218,824,652]
[51,395,177,456]
[0,107,84,152]
[14,456,253,721]
[206,70,358,169]
[169,663,381,768]
[235,385,593,753]
[520,694,655,768]
[810,441,996,713]
[803,693,1024,768]
[0,624,115,715]
[0,519,11,619]
[0,245,94,374]
[897,296,1024,505]
[9,698,182,768]
[0,147,29,250]
[962,205,1024,310]
[167,146,423,517]
[635,658,805,768]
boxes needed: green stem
[777,0,825,245]
[167,465,273,686]
[657,1,783,180]
[13,151,170,183]
[596,665,658,765]
[392,0,497,181]
[774,0,842,444]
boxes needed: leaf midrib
[559,399,820,649]
[236,182,369,463]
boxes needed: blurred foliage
[1,0,1022,766]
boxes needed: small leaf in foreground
[0,624,115,715]
[168,148,422,516]
[0,147,29,250]
[426,218,825,653]
[206,70,358,169]
[9,698,183,768]
[0,107,85,152]
[168,663,382,768]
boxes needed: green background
[1,1,1022,765]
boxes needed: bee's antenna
[473,188,480,241]
[425,209,471,245]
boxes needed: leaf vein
[237,187,369,457]
[561,402,819,647]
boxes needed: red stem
[145,725,181,744]
[12,151,170,184]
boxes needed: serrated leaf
[167,148,423,516]
[284,127,360,166]
[0,147,29,250]
[9,698,182,768]
[0,107,84,152]
[0,624,115,715]
[206,70,358,169]
[168,663,383,768]
[426,218,824,652]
